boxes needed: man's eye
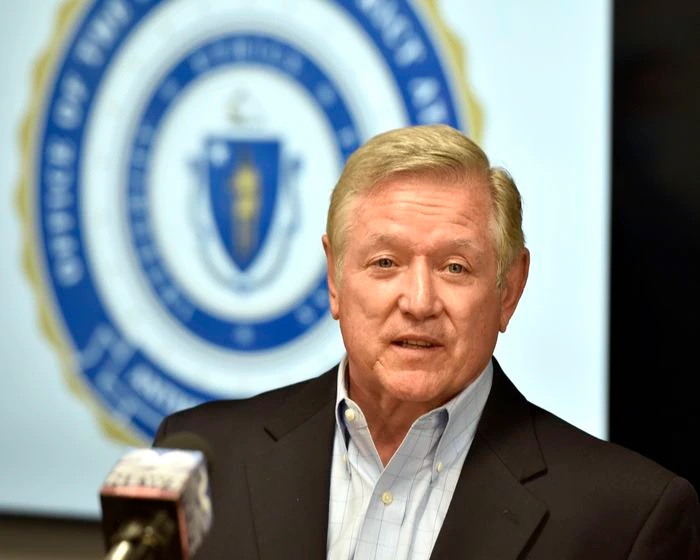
[376,258,394,268]
[447,263,465,274]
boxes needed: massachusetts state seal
[17,0,481,442]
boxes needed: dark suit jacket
[154,359,700,559]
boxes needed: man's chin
[380,370,447,407]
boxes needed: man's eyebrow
[366,234,482,252]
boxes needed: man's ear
[499,248,530,332]
[322,234,340,319]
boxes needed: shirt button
[381,491,393,505]
[436,461,444,473]
[344,408,356,422]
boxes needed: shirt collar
[334,354,493,474]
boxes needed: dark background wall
[1,1,699,557]
[610,0,700,492]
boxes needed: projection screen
[0,0,610,518]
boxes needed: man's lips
[391,336,442,349]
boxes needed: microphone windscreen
[157,431,214,476]
[100,432,214,560]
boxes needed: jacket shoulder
[153,366,337,450]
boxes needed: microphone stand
[104,511,176,560]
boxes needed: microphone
[99,432,214,560]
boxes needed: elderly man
[155,124,700,559]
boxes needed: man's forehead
[365,232,479,249]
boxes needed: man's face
[323,172,528,410]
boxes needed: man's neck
[348,383,437,466]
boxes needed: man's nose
[397,262,443,319]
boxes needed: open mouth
[394,340,437,349]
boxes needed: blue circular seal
[128,34,357,351]
[33,0,471,440]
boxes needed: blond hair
[326,124,525,287]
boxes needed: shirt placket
[352,414,443,560]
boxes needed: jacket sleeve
[628,476,700,559]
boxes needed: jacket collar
[245,366,338,560]
[429,357,548,559]
[245,359,548,560]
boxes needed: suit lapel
[430,359,548,560]
[245,368,337,560]
[242,361,549,560]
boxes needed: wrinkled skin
[323,173,529,460]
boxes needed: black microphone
[99,432,214,560]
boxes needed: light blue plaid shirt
[327,356,493,560]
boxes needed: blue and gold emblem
[17,0,482,442]
[212,140,273,273]
[195,136,297,289]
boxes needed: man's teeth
[400,340,434,348]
